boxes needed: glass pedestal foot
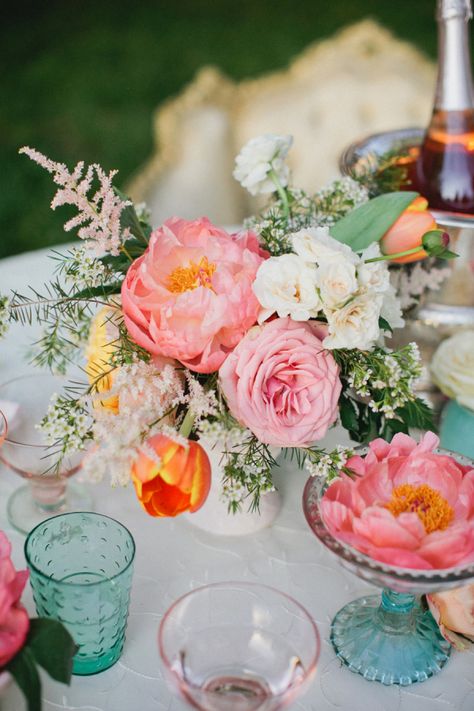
[331,590,451,686]
[7,482,92,535]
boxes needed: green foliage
[330,192,419,251]
[6,618,76,711]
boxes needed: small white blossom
[358,243,391,293]
[233,134,293,196]
[66,247,108,289]
[317,259,358,309]
[0,296,10,339]
[253,254,321,322]
[39,394,91,454]
[324,292,383,350]
[380,285,405,331]
[291,226,359,265]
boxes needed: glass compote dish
[0,373,91,534]
[303,446,474,686]
[158,581,320,710]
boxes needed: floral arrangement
[0,135,455,515]
[431,330,474,412]
[0,531,75,711]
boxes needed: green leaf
[69,282,123,300]
[339,394,358,432]
[27,618,77,685]
[396,398,436,432]
[382,418,409,440]
[7,646,41,711]
[330,191,419,251]
[378,316,393,334]
[115,188,148,245]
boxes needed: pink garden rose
[219,317,341,446]
[321,432,474,570]
[0,532,29,667]
[121,218,267,373]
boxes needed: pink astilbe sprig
[19,146,131,256]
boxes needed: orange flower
[131,434,211,517]
[380,196,437,264]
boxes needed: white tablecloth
[0,246,473,711]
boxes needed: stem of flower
[269,168,290,219]
[365,246,423,263]
[120,245,134,262]
[179,409,196,439]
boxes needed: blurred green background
[2,0,445,259]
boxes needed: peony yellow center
[166,256,216,294]
[385,483,454,534]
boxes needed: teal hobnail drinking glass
[303,448,474,687]
[25,512,135,675]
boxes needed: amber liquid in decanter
[415,108,474,213]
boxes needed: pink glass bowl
[159,581,320,710]
[0,373,91,534]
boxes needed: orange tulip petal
[189,446,212,512]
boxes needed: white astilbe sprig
[19,147,131,255]
[182,373,218,423]
[84,360,185,486]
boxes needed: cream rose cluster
[431,331,474,411]
[252,226,403,351]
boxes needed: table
[1,246,473,711]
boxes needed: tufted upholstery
[127,20,435,226]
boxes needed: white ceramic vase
[186,439,281,536]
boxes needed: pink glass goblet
[159,581,320,711]
[0,373,92,534]
[0,410,6,448]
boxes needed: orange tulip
[380,196,438,264]
[131,434,211,517]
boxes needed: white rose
[358,243,391,294]
[291,226,359,265]
[317,260,358,308]
[431,331,474,411]
[233,134,293,196]
[253,254,321,322]
[324,292,383,350]
[380,285,405,331]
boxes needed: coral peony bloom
[380,197,437,264]
[321,432,474,570]
[131,434,211,517]
[121,218,267,373]
[427,585,474,651]
[219,317,341,447]
[0,532,29,667]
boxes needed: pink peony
[219,317,342,447]
[321,432,474,570]
[0,532,29,667]
[121,217,267,373]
